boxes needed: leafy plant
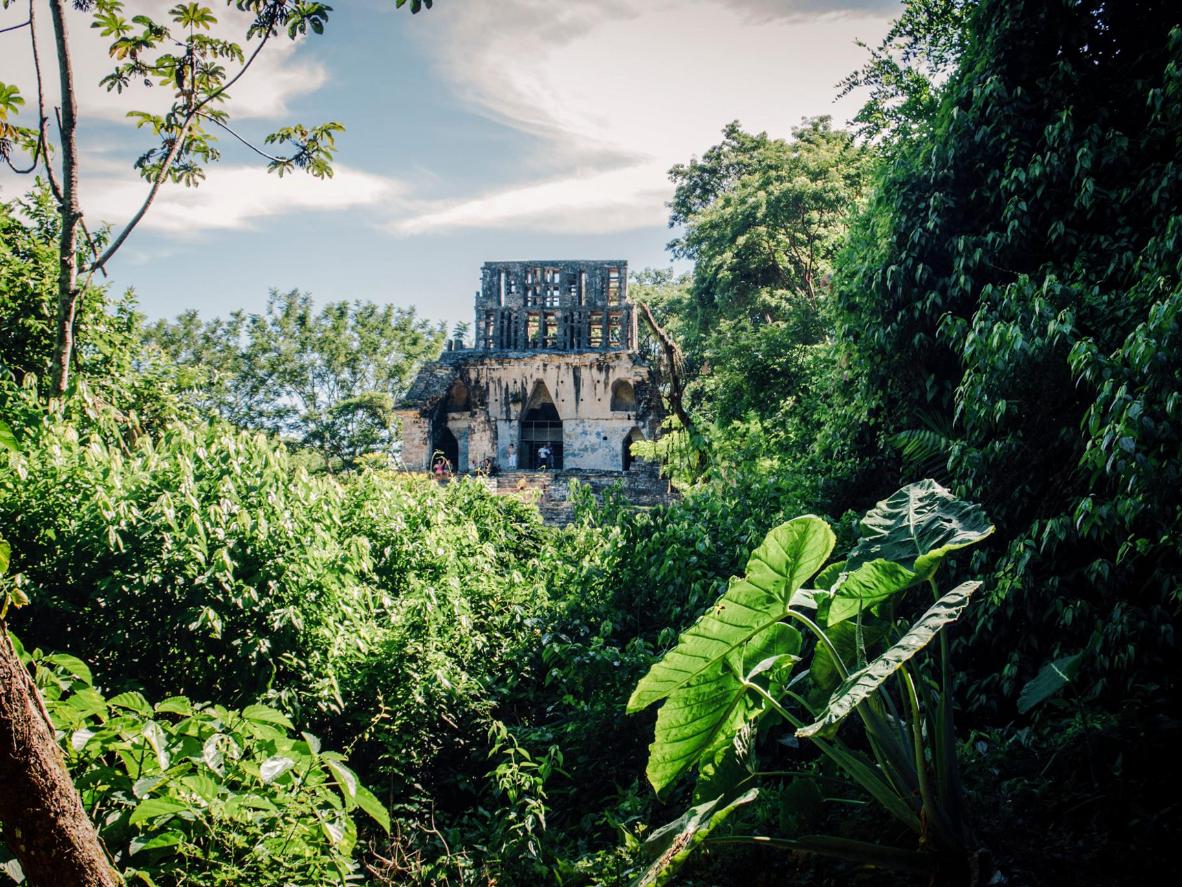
[629,480,993,882]
[0,637,388,886]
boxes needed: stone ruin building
[396,260,663,476]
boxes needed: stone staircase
[471,464,676,526]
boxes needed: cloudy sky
[0,0,898,330]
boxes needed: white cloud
[392,0,895,235]
[85,164,402,234]
[390,161,671,235]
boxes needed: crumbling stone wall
[474,260,636,352]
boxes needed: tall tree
[0,0,433,396]
[144,290,446,465]
[834,0,1182,706]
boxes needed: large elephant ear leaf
[636,789,759,887]
[848,480,994,578]
[827,559,918,626]
[645,623,801,794]
[798,581,981,739]
[628,516,834,713]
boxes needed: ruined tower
[397,260,660,473]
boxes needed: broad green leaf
[847,480,994,578]
[242,703,294,730]
[130,830,184,856]
[827,559,918,626]
[646,623,800,794]
[260,755,295,784]
[45,653,92,686]
[325,758,358,806]
[0,541,8,575]
[71,727,97,752]
[110,691,153,716]
[354,784,390,833]
[142,721,170,770]
[636,789,758,887]
[629,516,834,712]
[798,581,981,739]
[0,419,17,452]
[810,619,889,693]
[202,734,225,775]
[1017,652,1083,714]
[155,696,192,716]
[813,559,845,591]
[133,775,167,799]
[129,797,189,825]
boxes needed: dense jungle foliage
[1,0,1180,884]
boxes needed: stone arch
[622,426,645,471]
[610,379,637,411]
[520,381,563,469]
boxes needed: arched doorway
[520,382,563,469]
[434,426,459,473]
[622,427,645,471]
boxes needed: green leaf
[0,541,9,575]
[260,755,295,784]
[827,559,918,626]
[1017,652,1083,714]
[798,581,981,739]
[354,784,390,833]
[142,721,170,770]
[155,696,192,716]
[645,623,801,793]
[45,653,93,686]
[629,516,834,712]
[242,703,294,730]
[130,830,184,856]
[636,789,758,887]
[0,419,16,452]
[813,559,845,591]
[847,480,994,578]
[110,691,153,716]
[129,797,190,825]
[325,758,358,806]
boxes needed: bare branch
[636,299,708,475]
[197,110,281,163]
[0,18,30,35]
[86,113,196,277]
[194,30,271,114]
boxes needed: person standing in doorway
[537,444,551,471]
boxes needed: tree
[143,289,446,465]
[0,2,436,881]
[0,0,433,397]
[833,0,1182,708]
[662,118,871,439]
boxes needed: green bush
[0,635,387,886]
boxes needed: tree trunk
[47,0,82,397]
[0,627,119,886]
[635,300,709,475]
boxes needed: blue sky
[0,1,898,332]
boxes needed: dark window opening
[611,380,636,411]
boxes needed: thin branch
[197,110,281,163]
[0,18,30,35]
[193,30,271,113]
[85,112,196,276]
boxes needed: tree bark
[47,0,82,397]
[635,300,709,475]
[0,627,119,886]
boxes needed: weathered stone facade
[397,260,661,473]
